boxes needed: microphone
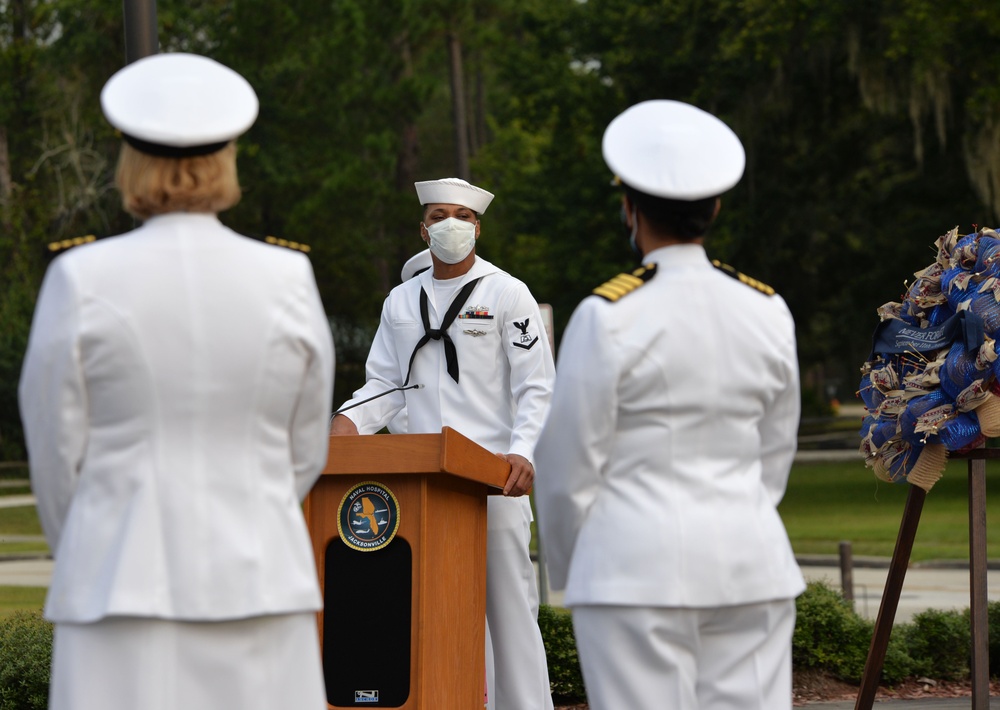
[332,384,423,416]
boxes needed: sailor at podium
[331,177,556,710]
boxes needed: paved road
[809,700,1000,708]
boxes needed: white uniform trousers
[49,612,326,710]
[485,496,554,710]
[572,599,795,710]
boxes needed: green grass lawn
[0,494,49,615]
[531,456,999,562]
[0,505,44,537]
[0,465,48,558]
[779,458,1000,561]
[0,472,48,616]
[0,504,48,558]
[0,586,47,616]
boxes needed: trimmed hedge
[793,581,915,683]
[538,604,586,702]
[905,608,970,680]
[0,611,52,710]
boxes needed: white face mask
[424,217,477,264]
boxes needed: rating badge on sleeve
[511,318,539,350]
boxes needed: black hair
[623,184,718,240]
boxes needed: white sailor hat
[401,249,432,281]
[602,100,745,200]
[101,53,258,158]
[414,178,494,214]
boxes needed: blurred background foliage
[3,0,1000,458]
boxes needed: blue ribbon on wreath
[868,310,985,359]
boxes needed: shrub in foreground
[905,608,970,680]
[0,610,52,710]
[792,580,913,683]
[538,604,586,702]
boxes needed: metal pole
[839,540,854,604]
[122,0,158,64]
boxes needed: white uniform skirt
[49,613,326,710]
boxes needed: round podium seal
[337,481,401,552]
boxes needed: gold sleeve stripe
[593,263,658,302]
[265,236,312,253]
[47,235,97,252]
[593,285,624,300]
[611,274,644,288]
[711,259,775,296]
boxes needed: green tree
[7,0,1000,456]
[482,0,1000,410]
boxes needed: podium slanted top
[324,427,509,491]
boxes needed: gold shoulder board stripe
[711,259,775,296]
[46,235,97,254]
[265,235,312,254]
[593,263,658,302]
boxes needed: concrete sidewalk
[799,562,1000,625]
[0,558,51,586]
[0,494,37,509]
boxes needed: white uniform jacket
[18,213,335,623]
[340,256,554,461]
[534,243,805,608]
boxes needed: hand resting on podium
[329,414,530,497]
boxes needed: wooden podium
[304,427,510,709]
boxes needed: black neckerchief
[402,276,483,385]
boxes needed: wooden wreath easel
[855,448,994,709]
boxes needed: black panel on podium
[323,538,413,707]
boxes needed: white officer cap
[401,249,432,281]
[101,53,258,157]
[414,178,494,214]
[602,100,745,200]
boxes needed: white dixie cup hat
[414,177,495,213]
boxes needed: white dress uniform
[535,245,804,709]
[18,53,335,710]
[534,100,804,710]
[19,213,334,710]
[339,254,555,710]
